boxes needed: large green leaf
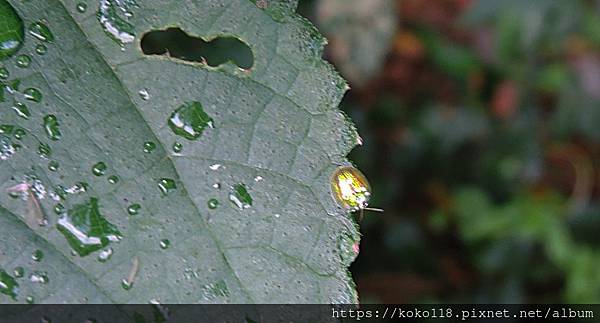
[0,0,361,304]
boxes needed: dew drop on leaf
[29,271,49,284]
[15,54,31,68]
[159,239,170,249]
[29,21,54,43]
[31,249,44,262]
[76,2,87,13]
[0,0,24,61]
[0,67,9,79]
[35,44,47,55]
[98,248,113,262]
[13,266,23,278]
[108,175,119,184]
[127,203,140,215]
[143,141,155,153]
[168,101,214,140]
[0,269,18,299]
[92,162,107,176]
[158,178,176,195]
[23,88,42,102]
[229,183,252,209]
[98,0,136,44]
[25,295,34,304]
[48,160,59,171]
[43,115,61,140]
[207,198,219,209]
[12,102,30,119]
[172,142,182,153]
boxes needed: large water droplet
[0,1,24,61]
[43,115,61,140]
[0,269,19,299]
[158,178,176,195]
[98,0,137,44]
[159,239,170,249]
[23,88,42,102]
[12,102,30,119]
[229,183,252,209]
[108,175,119,184]
[56,198,122,257]
[15,54,30,68]
[168,101,214,140]
[29,21,54,43]
[92,162,107,176]
[76,2,88,13]
[48,160,59,171]
[31,249,44,262]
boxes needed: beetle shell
[330,166,372,211]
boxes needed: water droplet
[207,198,219,209]
[0,269,19,299]
[212,182,221,189]
[5,78,19,93]
[64,182,88,194]
[15,54,31,68]
[13,127,26,140]
[38,142,51,158]
[76,2,88,13]
[168,101,214,140]
[35,44,47,55]
[138,89,149,100]
[274,213,280,218]
[254,175,263,182]
[54,203,65,215]
[0,1,24,61]
[29,22,54,43]
[158,178,176,195]
[229,183,252,209]
[25,295,34,304]
[127,203,140,215]
[201,280,229,300]
[43,115,61,140]
[92,162,107,176]
[23,88,42,102]
[209,164,221,170]
[159,239,170,249]
[108,175,119,184]
[119,278,134,291]
[31,249,44,262]
[172,142,182,153]
[98,0,136,44]
[29,271,49,284]
[57,198,122,257]
[13,267,24,278]
[12,102,30,119]
[143,141,155,153]
[48,160,59,171]
[98,248,113,262]
[0,67,9,79]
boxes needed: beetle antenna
[364,207,384,213]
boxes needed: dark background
[143,0,600,304]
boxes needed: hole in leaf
[141,28,253,70]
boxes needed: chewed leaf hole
[140,28,254,70]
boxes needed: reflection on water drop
[158,178,176,195]
[98,248,113,262]
[35,44,47,55]
[168,101,214,140]
[98,0,137,44]
[0,67,9,79]
[207,198,219,209]
[43,115,61,140]
[13,267,24,278]
[48,160,59,171]
[172,142,182,153]
[29,271,49,284]
[159,239,170,249]
[108,175,119,184]
[23,88,42,102]
[201,280,229,300]
[138,89,149,100]
[29,22,54,43]
[15,55,31,68]
[92,162,107,176]
[54,203,65,215]
[254,175,263,182]
[209,164,221,171]
[12,102,30,119]
[229,183,252,209]
[56,198,122,257]
[0,0,24,61]
[143,141,155,153]
[32,249,44,262]
[127,203,140,215]
[77,2,87,13]
[0,269,19,299]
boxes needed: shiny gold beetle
[330,166,383,219]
